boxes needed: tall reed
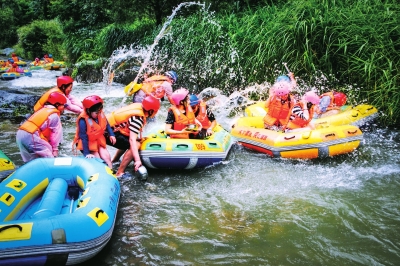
[145,0,399,126]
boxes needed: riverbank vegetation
[1,0,398,126]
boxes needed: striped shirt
[290,105,307,121]
[128,115,144,136]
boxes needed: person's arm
[288,72,297,88]
[105,119,116,145]
[206,106,217,135]
[78,118,90,156]
[164,111,188,135]
[47,112,64,157]
[66,95,83,114]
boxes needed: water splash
[103,2,205,103]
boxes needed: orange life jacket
[107,103,146,137]
[12,56,19,62]
[263,95,294,127]
[34,87,64,112]
[287,103,316,129]
[7,67,17,73]
[140,75,169,96]
[47,58,54,63]
[196,101,212,129]
[73,111,107,152]
[19,107,60,141]
[169,105,196,139]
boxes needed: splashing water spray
[104,2,205,106]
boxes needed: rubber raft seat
[32,178,68,219]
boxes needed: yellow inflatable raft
[245,102,378,127]
[231,117,363,159]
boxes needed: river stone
[0,90,39,120]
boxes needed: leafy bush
[15,20,65,60]
[0,8,15,48]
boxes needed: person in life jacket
[0,60,6,67]
[73,95,116,168]
[314,91,347,118]
[270,72,297,96]
[286,91,320,131]
[164,88,202,139]
[43,54,52,63]
[11,53,19,62]
[127,70,177,105]
[33,57,42,66]
[263,81,296,131]
[34,76,83,114]
[47,54,54,63]
[16,92,67,162]
[105,95,161,178]
[189,94,217,138]
[5,59,14,67]
[6,63,19,73]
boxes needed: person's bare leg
[115,149,134,177]
[112,149,126,163]
[99,147,112,168]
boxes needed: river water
[1,69,399,265]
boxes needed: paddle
[68,187,80,213]
[283,62,291,74]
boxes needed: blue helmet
[165,70,178,83]
[48,54,53,58]
[189,94,200,106]
[276,75,290,83]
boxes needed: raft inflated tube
[32,178,68,219]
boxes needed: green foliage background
[1,0,399,126]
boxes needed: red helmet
[82,95,103,109]
[171,88,189,105]
[142,95,161,118]
[57,76,74,88]
[47,92,67,106]
[333,92,347,106]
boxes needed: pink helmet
[273,82,291,97]
[171,88,189,105]
[304,91,320,104]
[333,92,347,106]
[142,95,161,118]
[57,76,74,88]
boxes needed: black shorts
[106,131,130,150]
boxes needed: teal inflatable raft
[0,157,120,265]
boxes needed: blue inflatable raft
[0,157,120,265]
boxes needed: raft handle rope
[0,224,22,233]
[348,130,359,135]
[284,136,296,140]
